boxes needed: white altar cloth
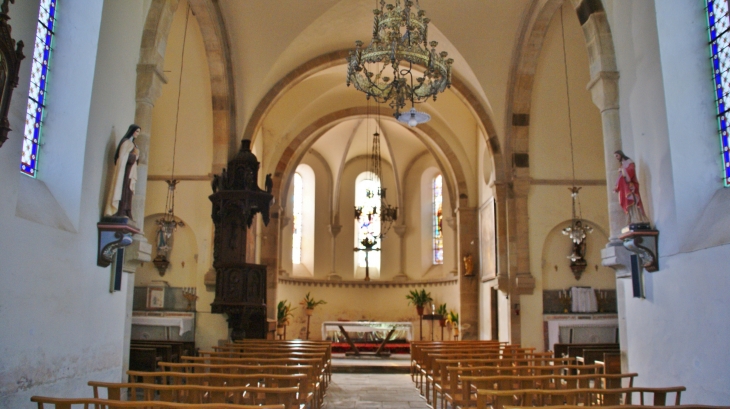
[132,314,194,336]
[321,321,413,341]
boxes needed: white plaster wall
[0,1,147,407]
[605,0,730,403]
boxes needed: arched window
[354,172,381,277]
[433,174,444,264]
[21,0,58,177]
[286,164,315,277]
[292,172,303,264]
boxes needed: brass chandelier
[346,0,454,123]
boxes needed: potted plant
[446,310,459,339]
[300,292,326,316]
[300,292,326,340]
[406,289,433,316]
[276,300,296,337]
[436,303,448,327]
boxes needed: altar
[131,311,195,341]
[321,321,413,342]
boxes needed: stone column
[327,223,342,280]
[588,71,624,241]
[392,224,408,280]
[456,207,479,340]
[261,203,280,319]
[445,217,458,276]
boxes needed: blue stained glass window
[355,174,381,269]
[433,174,444,264]
[21,0,57,177]
[292,172,303,264]
[707,0,730,186]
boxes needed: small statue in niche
[104,125,140,220]
[613,150,648,225]
[463,253,474,276]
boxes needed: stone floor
[324,373,430,409]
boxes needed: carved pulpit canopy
[0,0,25,149]
[210,139,273,228]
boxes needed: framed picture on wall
[480,197,497,279]
[146,286,165,310]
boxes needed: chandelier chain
[560,6,577,188]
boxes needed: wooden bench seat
[476,386,686,409]
[88,381,299,408]
[30,396,284,408]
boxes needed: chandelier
[354,117,398,239]
[557,6,592,280]
[346,0,454,123]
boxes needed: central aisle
[324,373,430,408]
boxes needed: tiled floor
[324,373,430,409]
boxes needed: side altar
[209,140,273,340]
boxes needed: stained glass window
[292,172,303,264]
[707,0,730,186]
[355,174,381,269]
[433,174,444,264]
[21,0,57,177]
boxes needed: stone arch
[241,49,503,183]
[132,0,235,230]
[269,108,468,220]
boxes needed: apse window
[707,0,730,186]
[355,173,381,275]
[433,174,444,264]
[21,0,57,178]
[292,172,303,264]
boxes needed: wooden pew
[476,386,686,409]
[129,347,159,372]
[553,343,618,358]
[427,357,574,406]
[123,370,310,407]
[88,381,299,408]
[450,373,637,409]
[157,362,321,409]
[30,396,284,408]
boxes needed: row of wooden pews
[30,339,331,409]
[409,340,728,409]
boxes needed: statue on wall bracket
[614,150,659,274]
[0,0,25,149]
[97,125,143,292]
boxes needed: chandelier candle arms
[346,0,453,121]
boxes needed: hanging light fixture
[153,5,190,276]
[556,5,592,280]
[354,104,398,240]
[346,0,453,123]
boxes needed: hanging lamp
[556,6,592,280]
[153,6,190,276]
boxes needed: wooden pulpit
[209,139,273,340]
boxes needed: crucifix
[354,236,380,281]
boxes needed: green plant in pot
[406,289,433,316]
[276,300,296,334]
[300,292,326,316]
[436,303,448,327]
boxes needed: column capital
[587,71,620,112]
